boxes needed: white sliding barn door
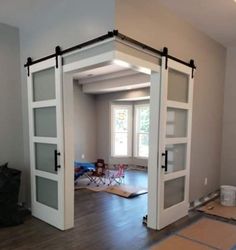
[157,58,194,230]
[27,57,65,230]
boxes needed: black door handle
[54,150,61,172]
[162,150,168,172]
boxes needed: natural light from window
[111,103,150,158]
[135,104,150,158]
[111,105,132,157]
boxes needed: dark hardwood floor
[0,169,202,250]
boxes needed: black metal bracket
[55,46,62,68]
[190,59,196,79]
[107,30,115,37]
[113,29,118,36]
[26,57,32,76]
[115,31,162,56]
[162,47,168,69]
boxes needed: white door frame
[157,58,194,230]
[62,48,161,230]
[27,57,65,230]
[27,39,194,231]
[147,71,161,229]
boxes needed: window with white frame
[111,104,132,157]
[134,104,150,158]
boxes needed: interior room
[0,1,236,250]
[73,86,150,187]
[71,64,151,228]
[73,66,150,181]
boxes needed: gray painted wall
[95,88,150,166]
[0,23,25,201]
[73,87,150,166]
[5,0,226,205]
[18,0,115,205]
[116,0,226,201]
[73,82,97,163]
[221,47,236,186]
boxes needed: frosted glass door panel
[34,107,57,137]
[168,69,189,103]
[164,177,185,209]
[33,68,55,101]
[36,176,58,209]
[166,108,187,138]
[165,144,186,174]
[35,143,57,174]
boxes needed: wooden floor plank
[0,170,200,250]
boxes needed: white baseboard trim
[189,190,220,210]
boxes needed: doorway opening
[71,63,152,228]
[62,45,161,230]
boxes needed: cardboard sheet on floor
[75,178,109,192]
[150,235,213,250]
[177,218,236,250]
[105,185,147,198]
[75,186,108,192]
[198,200,236,220]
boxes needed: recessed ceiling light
[113,59,130,68]
[125,86,132,90]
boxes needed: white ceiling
[74,64,125,80]
[116,96,150,101]
[73,63,150,94]
[158,0,236,47]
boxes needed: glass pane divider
[33,136,58,144]
[34,169,58,181]
[165,137,188,145]
[30,58,55,73]
[163,169,187,181]
[32,100,57,109]
[168,59,192,75]
[35,201,59,212]
[167,101,190,110]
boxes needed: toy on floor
[74,161,95,184]
[108,164,127,185]
[87,159,108,187]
